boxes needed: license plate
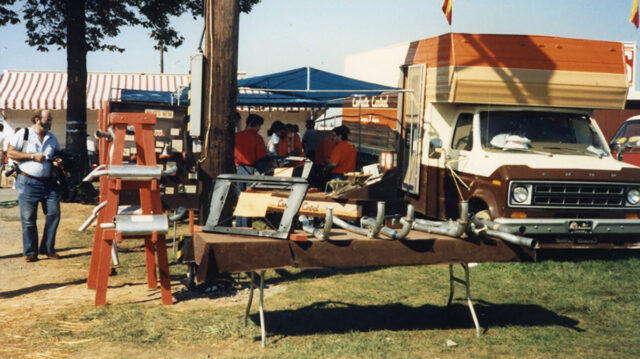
[567,220,593,234]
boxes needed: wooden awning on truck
[404,33,629,109]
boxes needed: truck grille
[532,183,625,207]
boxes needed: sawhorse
[87,109,172,306]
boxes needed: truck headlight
[627,188,640,205]
[512,186,529,203]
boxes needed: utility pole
[198,0,240,221]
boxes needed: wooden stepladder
[87,110,172,306]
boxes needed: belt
[20,172,47,181]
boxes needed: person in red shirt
[306,133,336,190]
[234,114,266,228]
[277,124,303,157]
[314,133,336,167]
[326,125,357,180]
[235,114,266,170]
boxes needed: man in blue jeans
[7,109,62,262]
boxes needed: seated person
[325,125,356,180]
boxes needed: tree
[198,0,260,221]
[0,0,203,200]
[1,0,260,205]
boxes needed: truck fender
[469,188,500,219]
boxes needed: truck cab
[609,115,640,166]
[397,33,640,247]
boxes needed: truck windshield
[479,110,608,157]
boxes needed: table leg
[447,263,481,337]
[259,270,266,347]
[244,272,255,326]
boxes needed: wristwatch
[30,153,35,160]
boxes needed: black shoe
[46,252,61,259]
[25,255,38,262]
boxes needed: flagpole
[442,0,455,83]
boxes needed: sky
[0,0,639,82]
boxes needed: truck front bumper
[492,218,640,236]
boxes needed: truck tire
[474,209,491,220]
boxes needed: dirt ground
[0,200,281,358]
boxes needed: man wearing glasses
[7,109,62,262]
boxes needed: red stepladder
[86,109,173,306]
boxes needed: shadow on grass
[248,300,582,336]
[55,250,93,260]
[268,267,384,285]
[0,246,88,260]
[0,278,86,299]
[536,249,640,262]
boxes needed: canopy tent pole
[356,94,363,164]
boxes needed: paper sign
[170,128,181,136]
[273,167,294,177]
[146,109,174,119]
[172,139,183,152]
[233,192,272,217]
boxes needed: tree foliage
[0,0,260,53]
[0,0,261,199]
[0,0,18,26]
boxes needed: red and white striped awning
[0,70,189,110]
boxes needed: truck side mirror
[429,138,442,158]
[610,142,625,161]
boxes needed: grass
[4,203,640,358]
[30,258,640,358]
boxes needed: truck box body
[396,33,640,247]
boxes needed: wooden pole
[199,0,240,222]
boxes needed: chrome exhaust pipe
[95,128,114,142]
[82,164,178,182]
[413,219,466,237]
[299,208,333,241]
[469,215,537,248]
[78,200,108,231]
[82,164,107,182]
[378,204,415,240]
[333,215,370,237]
[412,201,468,237]
[484,229,537,249]
[371,201,385,237]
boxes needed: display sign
[624,42,636,88]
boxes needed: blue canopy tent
[119,67,398,108]
[120,89,189,104]
[119,88,327,107]
[117,68,400,164]
[237,67,398,105]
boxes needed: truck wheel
[474,210,491,220]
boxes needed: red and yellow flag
[442,0,452,25]
[632,0,639,28]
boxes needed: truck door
[449,113,474,171]
[402,64,426,195]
